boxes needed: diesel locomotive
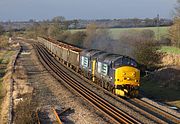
[38,37,140,97]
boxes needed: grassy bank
[0,50,16,112]
[141,66,180,108]
[0,78,2,112]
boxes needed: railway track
[33,42,180,124]
[130,98,180,124]
[33,43,141,124]
[99,86,180,124]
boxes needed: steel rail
[132,98,180,124]
[33,43,141,124]
[33,40,180,124]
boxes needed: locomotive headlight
[123,72,126,75]
[132,72,136,77]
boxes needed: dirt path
[13,40,110,124]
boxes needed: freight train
[38,37,140,97]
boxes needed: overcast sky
[0,0,177,21]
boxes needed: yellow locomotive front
[80,49,140,97]
[115,66,140,97]
[93,54,140,97]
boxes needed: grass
[0,50,15,113]
[70,26,169,40]
[0,78,2,112]
[160,46,180,54]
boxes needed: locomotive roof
[97,53,135,65]
[80,49,102,58]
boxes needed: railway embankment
[142,51,180,109]
[11,39,110,123]
[34,39,180,123]
[0,41,21,124]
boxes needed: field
[70,26,169,40]
[160,46,180,54]
[109,27,169,40]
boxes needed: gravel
[17,41,110,124]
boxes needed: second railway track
[33,42,180,124]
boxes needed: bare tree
[174,0,180,17]
[83,23,97,47]
[169,18,180,47]
[169,0,180,48]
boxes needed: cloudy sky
[0,0,177,21]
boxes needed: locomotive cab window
[122,57,130,65]
[122,57,137,67]
[130,59,137,67]
[113,58,123,68]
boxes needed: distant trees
[26,17,64,39]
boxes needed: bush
[118,29,162,69]
[133,40,162,69]
[66,31,86,47]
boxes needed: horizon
[0,17,173,22]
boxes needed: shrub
[133,40,162,69]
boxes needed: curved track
[33,43,141,124]
[33,42,180,124]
